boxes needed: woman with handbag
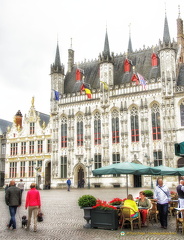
[25,183,41,232]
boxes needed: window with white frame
[153,151,162,166]
[61,156,67,178]
[94,112,101,145]
[61,117,67,148]
[180,100,184,126]
[151,103,161,140]
[77,115,83,146]
[94,154,102,169]
[9,162,17,178]
[131,107,139,142]
[112,110,119,143]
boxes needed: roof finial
[129,23,131,37]
[70,38,72,49]
[152,45,155,53]
[164,2,167,16]
[178,5,180,18]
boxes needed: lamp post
[84,158,93,189]
[35,162,41,190]
[145,154,154,189]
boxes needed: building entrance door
[78,167,84,188]
[134,175,142,187]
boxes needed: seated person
[137,191,151,226]
[123,194,138,218]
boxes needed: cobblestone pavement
[0,187,183,240]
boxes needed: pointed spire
[55,42,61,67]
[103,29,110,59]
[163,11,171,45]
[128,23,133,53]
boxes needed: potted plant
[78,195,96,228]
[91,199,118,230]
[143,190,154,199]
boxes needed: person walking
[176,180,184,208]
[154,178,170,229]
[17,179,25,195]
[5,180,22,230]
[25,183,41,232]
[66,178,71,191]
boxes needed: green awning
[175,141,184,156]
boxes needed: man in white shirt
[154,179,170,229]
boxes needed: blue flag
[54,90,60,101]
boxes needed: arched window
[151,103,161,140]
[112,110,119,143]
[77,115,83,146]
[94,112,101,145]
[180,100,184,126]
[130,107,139,142]
[61,116,67,148]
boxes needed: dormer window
[151,53,158,67]
[124,59,131,72]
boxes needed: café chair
[149,201,159,223]
[168,200,178,216]
[120,206,141,231]
[176,209,184,234]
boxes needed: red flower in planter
[92,199,117,210]
[109,198,123,205]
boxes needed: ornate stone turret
[67,38,74,73]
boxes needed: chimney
[14,110,23,128]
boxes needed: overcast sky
[0,0,184,122]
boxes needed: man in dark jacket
[5,180,22,230]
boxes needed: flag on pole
[137,73,147,89]
[80,83,92,99]
[52,89,60,101]
[100,81,109,90]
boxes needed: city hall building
[4,10,184,189]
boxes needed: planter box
[91,208,118,230]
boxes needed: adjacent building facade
[5,98,51,189]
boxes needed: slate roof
[36,112,50,127]
[0,119,12,135]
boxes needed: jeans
[157,203,168,227]
[8,206,18,229]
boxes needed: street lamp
[84,158,93,189]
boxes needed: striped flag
[80,83,92,99]
[137,73,147,89]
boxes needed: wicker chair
[120,206,141,231]
[176,209,184,234]
[149,201,159,223]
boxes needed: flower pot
[82,207,93,228]
[91,208,118,230]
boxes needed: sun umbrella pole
[126,174,128,196]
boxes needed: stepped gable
[0,119,12,134]
[177,63,184,86]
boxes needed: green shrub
[78,195,96,208]
[143,190,154,197]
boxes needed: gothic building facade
[50,11,184,189]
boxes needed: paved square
[0,187,183,240]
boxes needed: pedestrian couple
[5,181,41,232]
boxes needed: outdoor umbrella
[151,165,180,176]
[175,167,184,176]
[92,162,161,195]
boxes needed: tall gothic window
[77,115,83,146]
[61,156,67,178]
[180,101,184,126]
[131,107,139,142]
[94,112,101,145]
[61,117,67,148]
[112,153,120,164]
[20,161,25,177]
[112,110,119,143]
[153,151,162,166]
[30,122,35,135]
[151,103,161,140]
[9,162,17,178]
[94,154,102,169]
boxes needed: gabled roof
[36,112,50,127]
[0,119,12,135]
